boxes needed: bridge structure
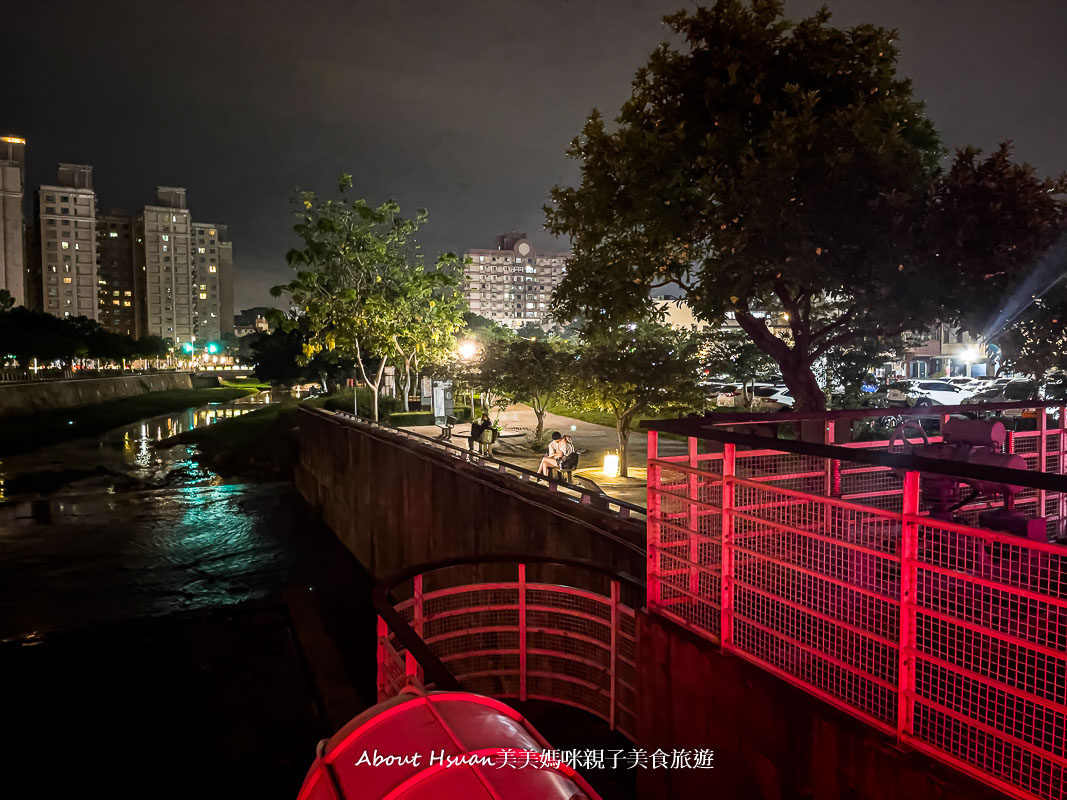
[297,401,1067,800]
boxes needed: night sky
[4,0,1065,309]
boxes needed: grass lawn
[0,387,259,456]
[219,376,272,390]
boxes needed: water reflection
[0,390,315,638]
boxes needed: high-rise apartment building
[462,232,570,329]
[191,222,234,341]
[96,212,138,336]
[37,164,98,320]
[134,187,197,345]
[0,136,27,305]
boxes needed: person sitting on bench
[467,412,492,451]
[557,435,578,475]
[537,431,566,476]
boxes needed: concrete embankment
[0,373,215,418]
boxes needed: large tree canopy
[273,175,463,419]
[547,1,1067,409]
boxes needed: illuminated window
[123,301,131,307]
[199,292,207,299]
[109,231,118,238]
[161,234,169,241]
[197,247,205,254]
[61,242,69,250]
[199,284,206,290]
[209,265,217,273]
[208,229,216,236]
[123,290,131,296]
[112,299,120,305]
[63,277,72,284]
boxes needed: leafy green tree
[546,2,1067,410]
[386,264,466,410]
[479,337,574,444]
[699,327,777,406]
[273,175,451,420]
[560,322,704,477]
[0,289,14,312]
[826,335,903,407]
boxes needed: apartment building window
[63,277,72,284]
[61,242,69,250]
[209,265,217,273]
[109,231,118,238]
[199,293,207,299]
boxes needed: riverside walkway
[406,403,688,508]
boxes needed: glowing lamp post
[457,340,479,414]
[603,453,621,478]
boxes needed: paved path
[409,404,688,508]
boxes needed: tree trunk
[616,413,634,479]
[533,400,545,445]
[401,357,412,412]
[780,362,825,412]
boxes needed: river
[0,392,376,799]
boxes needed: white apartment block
[190,222,233,342]
[38,164,98,320]
[134,187,197,345]
[0,136,26,306]
[462,232,569,329]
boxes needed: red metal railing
[376,558,641,742]
[647,407,1067,800]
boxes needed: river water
[0,392,376,798]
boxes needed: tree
[386,264,466,410]
[699,327,777,406]
[0,289,14,312]
[479,337,574,444]
[825,335,903,406]
[273,175,453,420]
[560,322,704,477]
[546,2,1067,411]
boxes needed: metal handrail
[668,399,1066,425]
[646,420,1067,495]
[309,407,648,518]
[373,553,646,711]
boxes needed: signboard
[432,381,454,420]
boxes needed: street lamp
[458,340,478,361]
[457,340,479,415]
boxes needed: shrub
[390,405,471,427]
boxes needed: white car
[751,385,794,411]
[715,383,774,408]
[888,379,969,407]
[945,377,980,396]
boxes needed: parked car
[715,383,775,408]
[751,385,794,411]
[887,379,969,407]
[944,376,980,396]
[971,379,1039,417]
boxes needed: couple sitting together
[538,431,577,476]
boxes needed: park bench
[435,415,457,440]
[548,451,581,484]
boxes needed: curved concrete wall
[0,373,195,418]
[294,407,647,587]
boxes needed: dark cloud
[4,0,1064,308]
